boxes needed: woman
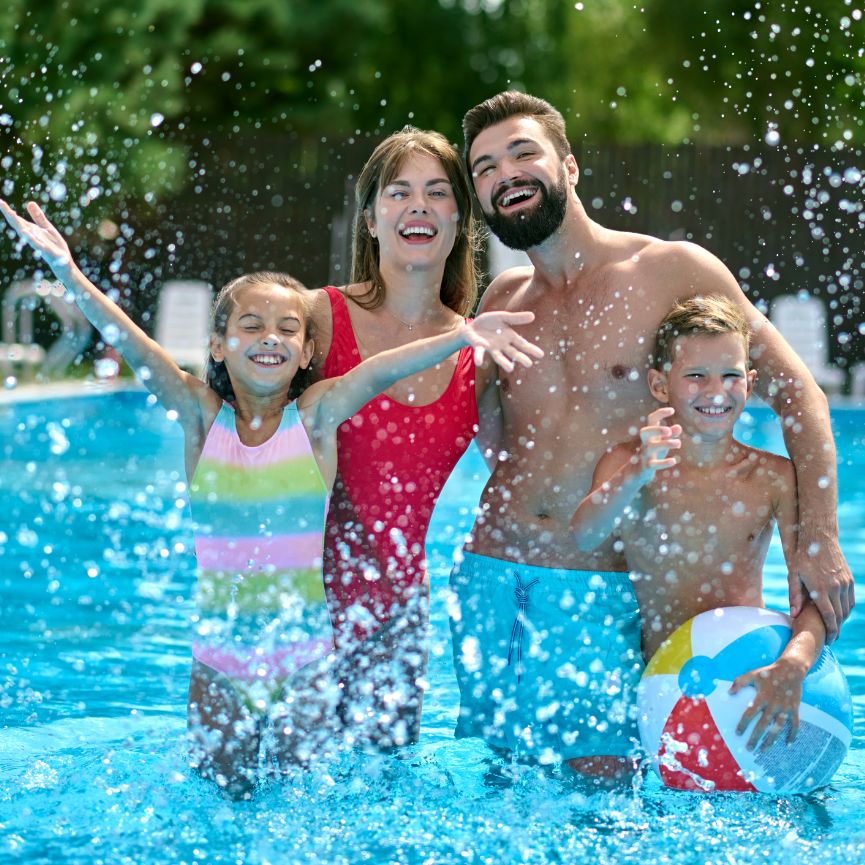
[308,127,500,745]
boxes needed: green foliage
[1,0,862,225]
[640,0,865,147]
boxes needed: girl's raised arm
[1,200,211,428]
[301,309,542,435]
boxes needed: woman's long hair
[351,127,480,316]
[204,271,313,403]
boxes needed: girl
[1,199,542,797]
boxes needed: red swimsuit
[320,286,479,646]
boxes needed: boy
[570,295,825,750]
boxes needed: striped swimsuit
[189,401,332,711]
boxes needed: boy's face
[647,332,755,441]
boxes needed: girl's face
[366,153,460,274]
[210,283,313,398]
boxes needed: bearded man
[449,91,853,781]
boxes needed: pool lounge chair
[769,295,845,395]
[154,280,213,376]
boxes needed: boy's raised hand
[730,658,806,750]
[0,200,73,274]
[639,406,682,476]
[465,310,544,372]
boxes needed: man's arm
[664,242,853,640]
[749,314,851,638]
[473,359,503,470]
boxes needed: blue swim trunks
[449,551,644,762]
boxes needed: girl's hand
[0,200,73,274]
[638,406,681,477]
[465,310,544,371]
[730,656,806,750]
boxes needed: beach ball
[637,606,853,794]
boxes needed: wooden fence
[2,135,862,373]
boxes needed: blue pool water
[1,386,863,864]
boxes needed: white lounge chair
[154,280,213,376]
[850,362,865,399]
[769,295,844,394]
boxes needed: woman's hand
[0,200,74,275]
[730,656,807,750]
[465,310,544,371]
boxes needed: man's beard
[482,172,569,251]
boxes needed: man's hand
[788,532,854,643]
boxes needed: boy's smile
[650,331,755,442]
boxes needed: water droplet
[48,181,67,202]
[46,422,69,455]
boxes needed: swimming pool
[1,386,863,865]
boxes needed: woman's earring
[369,227,377,238]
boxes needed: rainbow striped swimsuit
[189,401,332,711]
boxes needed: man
[449,91,853,780]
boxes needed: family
[2,91,854,797]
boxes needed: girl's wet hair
[351,125,480,316]
[205,271,313,403]
[653,294,751,372]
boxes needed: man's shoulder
[608,235,736,298]
[478,266,535,310]
[622,236,721,271]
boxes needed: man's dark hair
[462,91,571,178]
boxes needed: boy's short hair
[653,295,751,372]
[462,91,571,177]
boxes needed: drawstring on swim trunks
[507,572,539,682]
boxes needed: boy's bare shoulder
[740,444,795,487]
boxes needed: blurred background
[1,0,863,383]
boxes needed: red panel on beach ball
[658,697,758,792]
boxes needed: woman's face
[366,152,460,275]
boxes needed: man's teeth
[252,355,283,365]
[501,189,536,207]
[400,226,435,237]
[696,406,728,415]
